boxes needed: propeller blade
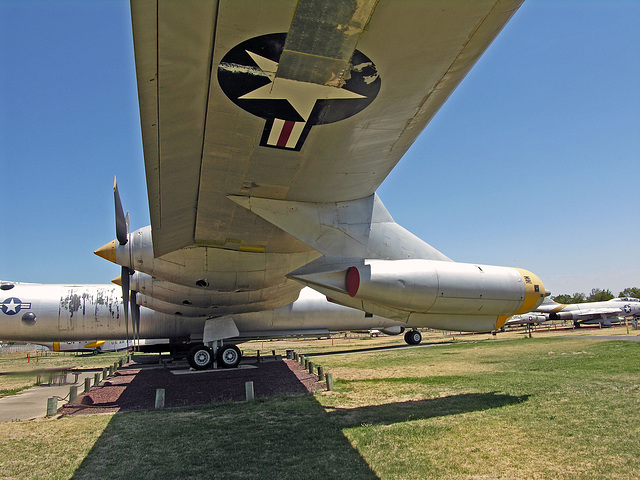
[131,290,141,351]
[121,266,130,348]
[114,176,128,246]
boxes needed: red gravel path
[61,358,324,415]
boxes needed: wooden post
[155,388,165,409]
[46,397,58,416]
[114,362,119,372]
[69,385,78,404]
[317,365,324,381]
[299,354,305,365]
[257,350,261,363]
[245,381,254,401]
[303,357,308,369]
[118,359,123,368]
[326,373,334,391]
[84,376,91,393]
[293,352,298,361]
[103,367,108,379]
[94,372,101,386]
[308,361,314,374]
[272,349,276,357]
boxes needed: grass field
[0,350,129,398]
[0,332,639,479]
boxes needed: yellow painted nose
[514,268,546,313]
[94,240,116,264]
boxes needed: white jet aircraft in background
[536,297,640,327]
[37,340,130,354]
[5,1,548,369]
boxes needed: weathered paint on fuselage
[0,282,406,342]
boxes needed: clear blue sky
[1,1,639,297]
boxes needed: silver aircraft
[0,281,410,367]
[535,297,640,327]
[6,1,549,369]
[504,313,548,327]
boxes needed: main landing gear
[187,343,242,370]
[404,329,422,345]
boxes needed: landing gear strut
[404,329,422,345]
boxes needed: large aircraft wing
[131,0,524,257]
[94,0,546,347]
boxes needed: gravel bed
[61,358,324,415]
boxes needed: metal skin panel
[0,283,125,341]
[1,283,407,342]
[203,317,239,344]
[131,0,524,256]
[230,288,406,334]
[112,225,319,293]
[129,272,301,310]
[230,194,451,261]
[286,259,545,331]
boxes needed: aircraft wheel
[404,330,422,345]
[218,345,242,368]
[187,344,213,370]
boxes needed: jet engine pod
[344,259,544,316]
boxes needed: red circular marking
[346,266,360,297]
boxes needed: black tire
[217,344,242,368]
[187,344,213,370]
[405,330,422,345]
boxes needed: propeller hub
[94,240,116,263]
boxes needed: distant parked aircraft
[536,297,640,327]
[504,313,548,327]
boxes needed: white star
[3,298,20,314]
[239,51,365,121]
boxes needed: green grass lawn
[1,337,638,479]
[0,351,129,398]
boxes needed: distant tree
[570,292,586,303]
[552,294,572,304]
[618,287,640,299]
[552,293,586,304]
[586,288,614,302]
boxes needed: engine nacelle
[344,259,544,316]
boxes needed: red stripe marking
[276,121,296,147]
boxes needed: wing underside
[131,0,524,257]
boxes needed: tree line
[552,287,640,304]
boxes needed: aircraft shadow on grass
[68,362,527,479]
[307,341,452,357]
[324,392,529,429]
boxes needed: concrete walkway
[0,370,98,422]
